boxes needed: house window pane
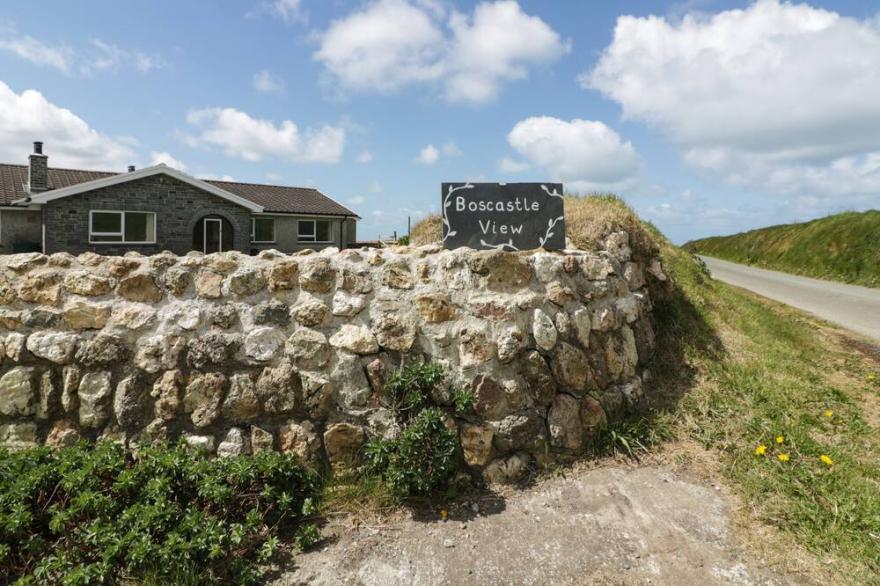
[124,212,155,242]
[92,212,121,233]
[316,220,331,242]
[298,220,316,241]
[253,218,275,242]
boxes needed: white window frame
[203,217,223,253]
[297,219,333,243]
[251,216,276,243]
[88,210,157,244]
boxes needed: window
[297,219,332,243]
[89,210,156,244]
[251,217,276,243]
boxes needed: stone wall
[0,235,665,483]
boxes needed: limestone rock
[117,272,163,303]
[106,257,141,277]
[217,427,250,457]
[61,366,80,413]
[5,333,26,362]
[75,334,129,367]
[489,413,546,453]
[7,252,47,272]
[532,309,558,352]
[623,262,646,290]
[151,370,183,420]
[256,361,302,414]
[228,267,266,297]
[109,303,157,330]
[497,329,524,363]
[163,266,191,296]
[0,366,36,416]
[244,326,285,362]
[546,281,576,306]
[299,257,336,293]
[18,271,62,305]
[183,433,215,454]
[286,328,331,369]
[323,422,365,468]
[37,370,58,420]
[114,374,149,429]
[291,299,329,326]
[551,342,592,394]
[580,256,615,280]
[210,305,238,329]
[414,293,455,323]
[46,420,80,448]
[580,395,607,436]
[365,358,386,395]
[460,423,494,467]
[23,308,62,329]
[548,393,583,450]
[459,326,495,367]
[279,420,320,463]
[186,333,240,369]
[482,453,529,485]
[78,371,113,428]
[26,331,78,364]
[330,324,379,355]
[159,303,201,331]
[195,270,224,298]
[135,335,186,373]
[332,352,371,410]
[382,260,413,289]
[250,426,275,453]
[339,268,373,294]
[592,304,619,332]
[268,260,299,291]
[471,375,510,420]
[520,350,557,406]
[0,422,38,451]
[63,301,111,330]
[183,372,226,428]
[468,250,532,290]
[222,373,261,422]
[331,290,366,317]
[253,299,290,326]
[605,231,631,262]
[372,309,418,352]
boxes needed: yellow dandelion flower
[868,373,876,382]
[755,444,767,456]
[777,453,790,462]
[440,509,448,520]
[775,435,784,444]
[820,454,834,466]
[823,409,833,418]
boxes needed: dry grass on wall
[410,213,442,246]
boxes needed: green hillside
[685,210,880,288]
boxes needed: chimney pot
[29,141,48,193]
[33,141,43,155]
[128,165,136,172]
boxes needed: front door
[203,218,223,254]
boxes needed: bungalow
[0,142,360,256]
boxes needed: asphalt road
[700,256,880,342]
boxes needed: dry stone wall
[0,236,664,483]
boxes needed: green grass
[653,238,880,580]
[684,209,880,288]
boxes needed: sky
[1,0,879,243]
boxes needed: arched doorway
[193,215,234,253]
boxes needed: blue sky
[1,0,879,243]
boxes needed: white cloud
[0,35,72,72]
[185,107,346,164]
[441,141,462,157]
[347,195,366,205]
[272,0,306,23]
[498,156,529,173]
[0,80,135,169]
[584,0,880,199]
[149,151,187,171]
[253,69,284,93]
[0,29,164,75]
[198,173,237,182]
[355,150,373,163]
[415,144,440,164]
[86,39,165,74]
[314,0,568,104]
[507,116,640,191]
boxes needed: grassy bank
[684,210,880,288]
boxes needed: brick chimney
[28,141,48,193]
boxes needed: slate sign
[441,182,565,251]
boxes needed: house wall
[249,214,357,254]
[0,209,42,254]
[42,175,252,256]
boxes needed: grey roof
[0,163,359,217]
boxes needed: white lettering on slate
[455,196,540,213]
[479,219,524,235]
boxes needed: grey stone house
[0,142,359,256]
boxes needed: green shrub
[363,408,460,498]
[0,441,320,585]
[382,362,447,421]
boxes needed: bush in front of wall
[0,441,320,585]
